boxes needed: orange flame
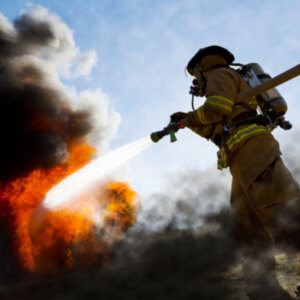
[103,182,137,232]
[0,143,137,275]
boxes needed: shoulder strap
[236,101,253,111]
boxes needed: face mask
[191,66,206,97]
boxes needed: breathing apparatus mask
[187,46,234,110]
[187,61,211,110]
[189,66,206,95]
[188,65,207,110]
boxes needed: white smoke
[0,13,17,41]
[134,167,231,232]
[72,89,121,151]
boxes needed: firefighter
[171,46,300,299]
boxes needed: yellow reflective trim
[228,128,267,151]
[206,100,232,112]
[227,126,265,148]
[200,107,207,123]
[236,98,257,108]
[207,95,234,105]
[196,107,202,121]
[227,124,258,142]
[218,123,268,170]
[196,106,208,124]
[246,100,257,105]
[227,125,268,151]
[218,147,229,169]
[206,96,233,112]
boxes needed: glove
[170,112,188,123]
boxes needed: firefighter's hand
[176,117,188,129]
[170,112,188,123]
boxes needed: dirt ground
[220,252,300,299]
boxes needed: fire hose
[150,64,300,143]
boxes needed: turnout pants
[230,152,300,299]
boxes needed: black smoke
[0,13,53,59]
[0,11,92,181]
[0,209,243,300]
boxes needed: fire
[0,143,137,275]
[30,210,96,274]
[103,182,137,232]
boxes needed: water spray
[41,137,152,210]
[40,118,184,213]
[42,119,184,211]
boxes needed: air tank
[239,63,287,117]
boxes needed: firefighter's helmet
[187,45,234,75]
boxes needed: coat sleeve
[186,69,239,126]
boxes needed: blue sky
[1,0,300,197]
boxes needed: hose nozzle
[150,131,164,143]
[150,122,179,143]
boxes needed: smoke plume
[0,4,123,283]
[135,167,231,231]
[0,6,119,181]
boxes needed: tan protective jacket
[186,66,278,175]
[185,55,300,298]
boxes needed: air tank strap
[236,101,254,111]
[231,111,258,123]
[225,111,271,131]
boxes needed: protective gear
[230,144,300,300]
[231,139,300,247]
[186,45,234,98]
[188,123,214,139]
[170,112,188,123]
[186,45,234,75]
[187,53,231,97]
[176,119,186,129]
[184,46,300,300]
[189,79,201,98]
[192,72,206,97]
[186,68,256,125]
[239,63,288,117]
[185,67,262,168]
[190,69,207,97]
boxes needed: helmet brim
[187,45,235,75]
